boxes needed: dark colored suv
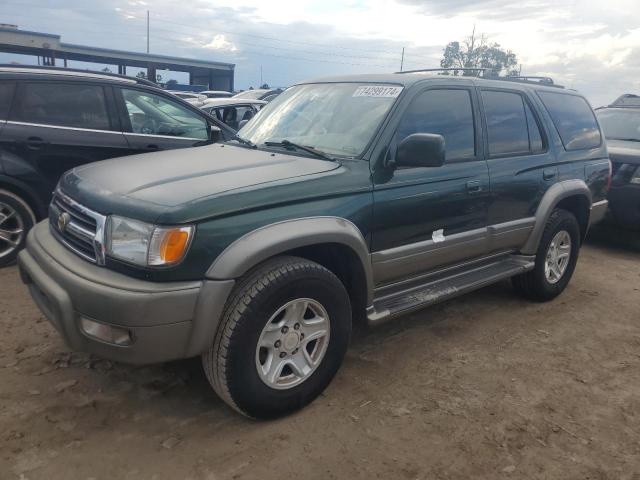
[595,94,640,229]
[0,66,231,266]
[18,72,610,419]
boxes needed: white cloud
[0,0,638,101]
[202,34,238,52]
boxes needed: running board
[366,255,535,325]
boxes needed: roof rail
[0,64,158,87]
[395,67,564,88]
[504,75,555,85]
[396,67,491,75]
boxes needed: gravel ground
[1,224,639,480]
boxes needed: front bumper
[18,221,234,365]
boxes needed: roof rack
[395,68,564,88]
[396,67,490,75]
[0,64,158,87]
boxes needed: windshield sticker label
[353,86,403,98]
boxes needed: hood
[60,143,344,223]
[607,139,640,166]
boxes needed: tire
[0,189,36,268]
[512,209,581,301]
[202,255,352,419]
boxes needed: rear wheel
[0,190,36,267]
[512,209,581,301]
[202,256,352,419]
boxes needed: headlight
[107,216,194,267]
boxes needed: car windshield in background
[237,83,403,157]
[596,108,640,142]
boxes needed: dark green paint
[58,75,611,282]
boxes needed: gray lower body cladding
[18,221,234,365]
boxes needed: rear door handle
[466,180,483,194]
[26,136,47,150]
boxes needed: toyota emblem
[57,212,71,232]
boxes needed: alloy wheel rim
[545,230,572,284]
[0,202,25,259]
[255,298,330,390]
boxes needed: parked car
[166,90,207,102]
[595,94,640,229]
[0,65,233,266]
[200,90,234,99]
[200,98,266,129]
[233,88,283,101]
[19,72,610,419]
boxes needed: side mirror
[396,133,446,168]
[210,126,221,143]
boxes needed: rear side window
[482,91,529,155]
[0,82,16,119]
[538,91,601,150]
[482,90,545,156]
[395,89,475,162]
[12,82,110,130]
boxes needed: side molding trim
[521,179,592,255]
[206,217,375,304]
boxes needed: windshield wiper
[264,139,336,161]
[229,134,257,149]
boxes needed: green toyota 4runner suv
[18,73,610,418]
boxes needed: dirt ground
[1,224,639,480]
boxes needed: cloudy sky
[1,0,638,106]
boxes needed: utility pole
[146,10,150,53]
[400,47,405,72]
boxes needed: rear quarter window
[537,91,601,151]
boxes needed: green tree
[166,79,178,87]
[440,27,519,76]
[136,71,147,79]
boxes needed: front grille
[49,191,107,264]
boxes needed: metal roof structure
[0,26,235,91]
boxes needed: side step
[367,254,535,325]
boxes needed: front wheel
[0,189,36,267]
[202,256,352,419]
[512,209,581,301]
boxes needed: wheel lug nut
[281,326,289,334]
[294,323,300,330]
[274,340,281,348]
[279,352,286,358]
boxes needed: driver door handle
[145,144,159,151]
[26,136,48,150]
[466,180,483,194]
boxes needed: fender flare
[521,179,592,255]
[206,216,374,305]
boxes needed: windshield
[237,83,402,157]
[596,108,640,141]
